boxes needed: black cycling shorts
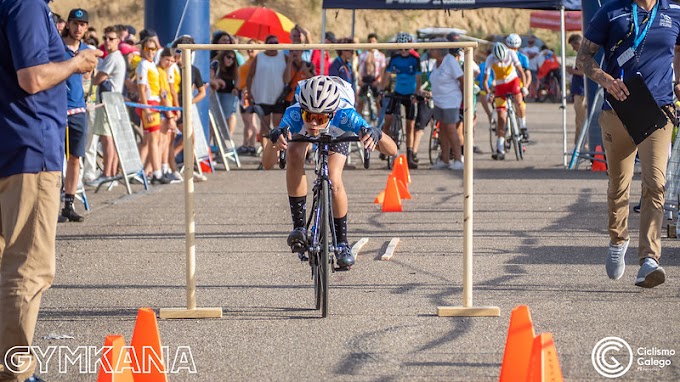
[385,93,416,121]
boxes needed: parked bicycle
[279,128,370,318]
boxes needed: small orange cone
[374,190,385,204]
[592,145,607,172]
[382,176,403,212]
[96,335,135,382]
[526,333,564,382]
[499,305,536,382]
[394,176,412,199]
[130,308,168,382]
[392,154,411,185]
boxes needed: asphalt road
[34,102,680,381]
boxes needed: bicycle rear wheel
[489,118,497,153]
[319,180,330,317]
[387,114,404,169]
[428,120,440,165]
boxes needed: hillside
[50,0,568,53]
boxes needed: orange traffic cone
[499,305,536,382]
[526,333,564,382]
[392,154,411,185]
[382,175,403,212]
[374,190,385,204]
[592,145,607,172]
[130,308,168,382]
[393,174,411,199]
[96,335,135,382]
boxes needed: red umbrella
[214,7,295,43]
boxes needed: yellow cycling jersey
[484,50,520,85]
[136,59,161,102]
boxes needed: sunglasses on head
[302,110,333,125]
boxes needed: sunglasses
[144,47,158,52]
[104,36,118,41]
[302,110,333,125]
[225,56,235,60]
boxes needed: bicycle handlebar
[278,128,372,169]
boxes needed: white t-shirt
[520,45,541,71]
[97,50,127,93]
[429,54,464,109]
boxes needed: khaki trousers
[573,95,587,149]
[599,110,672,263]
[0,172,60,382]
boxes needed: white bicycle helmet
[298,76,341,113]
[493,42,509,61]
[395,32,412,43]
[506,33,522,49]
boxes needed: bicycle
[278,128,370,318]
[384,93,409,169]
[500,92,525,160]
[536,69,562,103]
[428,119,441,165]
[359,84,379,125]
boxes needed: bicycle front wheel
[489,118,497,153]
[508,111,522,161]
[319,180,330,317]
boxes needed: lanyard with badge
[616,1,659,67]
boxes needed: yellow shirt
[170,63,182,98]
[484,50,520,85]
[158,67,173,105]
[136,59,161,102]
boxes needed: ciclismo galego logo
[592,336,676,378]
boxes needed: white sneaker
[431,160,449,170]
[193,172,207,182]
[449,161,464,170]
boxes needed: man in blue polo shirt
[61,8,91,222]
[0,1,99,380]
[578,0,680,288]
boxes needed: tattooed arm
[576,37,629,101]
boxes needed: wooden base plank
[351,238,369,259]
[381,238,400,260]
[159,307,223,319]
[436,306,501,317]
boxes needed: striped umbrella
[214,7,295,43]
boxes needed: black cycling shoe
[491,151,505,161]
[287,227,308,253]
[335,242,355,269]
[521,128,530,142]
[61,207,84,222]
[379,153,387,161]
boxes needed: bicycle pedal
[297,252,308,262]
[290,242,306,253]
[334,265,351,271]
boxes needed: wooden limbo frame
[159,41,500,319]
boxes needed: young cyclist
[505,33,531,141]
[266,76,397,269]
[483,42,527,160]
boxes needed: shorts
[415,100,434,130]
[93,106,112,137]
[494,78,521,109]
[385,93,416,120]
[135,100,161,132]
[292,133,350,157]
[217,91,239,118]
[433,106,460,125]
[66,112,88,158]
[259,103,287,116]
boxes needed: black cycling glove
[269,127,284,143]
[363,126,382,144]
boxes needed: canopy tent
[530,10,582,31]
[322,0,581,167]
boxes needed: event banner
[322,0,581,10]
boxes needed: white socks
[497,137,505,153]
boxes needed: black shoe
[61,207,84,222]
[335,242,355,269]
[379,153,387,161]
[473,146,484,154]
[151,174,171,185]
[521,128,529,142]
[287,227,307,253]
[412,153,419,163]
[407,160,418,169]
[58,214,68,223]
[491,151,505,161]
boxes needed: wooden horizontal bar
[436,306,501,317]
[177,42,478,51]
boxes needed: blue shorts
[217,92,239,118]
[67,112,88,158]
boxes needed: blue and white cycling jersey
[280,77,371,136]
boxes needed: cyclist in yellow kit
[483,42,527,160]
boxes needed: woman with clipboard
[577,0,680,289]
